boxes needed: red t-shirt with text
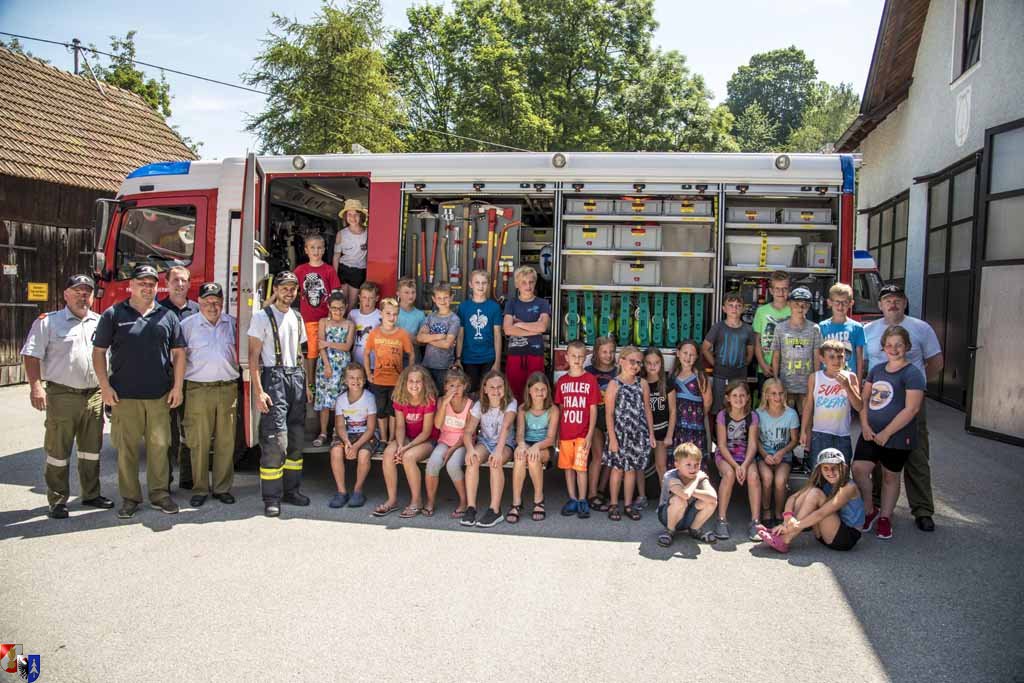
[555,372,602,440]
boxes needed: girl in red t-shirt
[375,365,437,518]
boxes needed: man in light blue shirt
[180,283,240,507]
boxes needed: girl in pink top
[375,365,437,518]
[422,368,473,518]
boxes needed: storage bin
[664,199,713,217]
[522,227,553,243]
[613,260,660,285]
[804,242,833,268]
[566,198,614,214]
[726,206,775,223]
[725,235,801,267]
[613,224,662,250]
[565,223,612,249]
[780,208,832,224]
[614,198,664,215]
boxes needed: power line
[0,30,532,153]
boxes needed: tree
[0,37,49,64]
[733,102,777,152]
[244,0,403,154]
[785,81,860,152]
[725,46,818,148]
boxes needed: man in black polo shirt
[159,265,199,490]
[93,264,186,518]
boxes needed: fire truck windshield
[115,205,197,279]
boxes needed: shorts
[854,437,911,473]
[479,437,513,456]
[338,264,366,289]
[557,438,589,472]
[653,423,668,442]
[809,431,852,470]
[594,405,608,435]
[756,450,793,465]
[461,362,491,394]
[369,382,395,418]
[304,320,321,359]
[657,498,697,532]
[506,354,544,403]
[817,520,861,551]
[333,431,378,455]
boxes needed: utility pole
[71,38,81,75]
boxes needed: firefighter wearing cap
[180,283,239,507]
[246,271,311,517]
[20,274,112,519]
[159,265,200,490]
[92,263,186,519]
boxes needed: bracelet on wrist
[783,511,794,520]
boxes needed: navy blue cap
[198,282,223,298]
[131,264,159,280]
[65,274,95,289]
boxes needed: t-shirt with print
[335,389,376,435]
[818,318,865,373]
[420,311,461,370]
[863,315,942,378]
[294,262,342,322]
[866,362,926,450]
[555,372,602,440]
[471,398,518,448]
[770,318,822,394]
[703,321,754,380]
[753,303,790,366]
[364,326,413,386]
[394,399,436,440]
[458,298,503,365]
[504,296,551,356]
[348,308,381,366]
[755,407,799,455]
[716,409,758,462]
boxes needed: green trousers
[112,396,171,504]
[43,383,103,506]
[183,380,237,495]
[872,403,934,518]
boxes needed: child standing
[604,346,656,521]
[363,298,414,443]
[313,292,354,447]
[852,325,925,540]
[555,340,602,518]
[332,198,369,310]
[702,291,755,416]
[422,369,473,518]
[755,378,800,527]
[348,281,381,367]
[506,373,559,524]
[757,448,864,553]
[418,283,461,392]
[657,443,718,547]
[800,339,862,471]
[643,347,676,506]
[294,234,343,383]
[396,278,426,361]
[462,370,517,528]
[771,287,822,428]
[456,270,503,394]
[752,270,791,395]
[817,282,866,379]
[502,266,551,401]
[585,336,617,511]
[671,340,712,459]
[714,379,761,541]
[329,364,377,509]
[377,365,437,519]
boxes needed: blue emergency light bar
[127,161,192,178]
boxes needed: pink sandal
[757,526,790,553]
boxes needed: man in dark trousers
[246,271,312,517]
[159,265,199,489]
[93,264,186,518]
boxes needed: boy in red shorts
[554,340,602,519]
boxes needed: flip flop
[422,507,435,517]
[372,503,398,517]
[450,508,466,519]
[399,506,421,519]
[312,434,328,448]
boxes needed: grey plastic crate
[664,198,713,217]
[613,259,660,285]
[614,198,664,215]
[779,208,832,224]
[726,206,775,223]
[566,198,614,214]
[613,224,662,250]
[565,223,613,249]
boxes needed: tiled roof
[0,47,197,192]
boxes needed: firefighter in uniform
[246,271,312,517]
[21,274,113,519]
[158,265,199,490]
[180,282,239,507]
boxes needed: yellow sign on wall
[27,282,49,302]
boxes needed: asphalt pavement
[0,384,1021,682]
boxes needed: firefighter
[180,282,239,507]
[158,265,199,490]
[21,274,113,519]
[246,271,312,517]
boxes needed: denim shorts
[657,498,697,532]
[809,431,853,470]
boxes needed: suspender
[264,306,285,366]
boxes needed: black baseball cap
[274,271,298,286]
[65,274,95,290]
[198,282,223,299]
[788,287,813,302]
[878,283,906,299]
[131,264,159,281]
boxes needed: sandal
[758,527,790,553]
[312,433,328,448]
[422,507,435,517]
[625,505,642,521]
[688,528,717,544]
[657,532,674,547]
[608,504,622,521]
[505,504,522,524]
[399,506,421,519]
[589,495,610,513]
[450,508,466,519]
[372,502,398,517]
[531,500,546,522]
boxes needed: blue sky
[1,0,884,159]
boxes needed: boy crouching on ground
[657,443,718,547]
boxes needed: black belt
[46,382,98,394]
[185,379,238,387]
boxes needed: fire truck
[93,152,880,450]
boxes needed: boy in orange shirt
[363,298,413,443]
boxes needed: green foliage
[85,31,173,118]
[243,0,403,154]
[1,38,49,64]
[785,81,860,152]
[733,102,778,153]
[726,46,818,149]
